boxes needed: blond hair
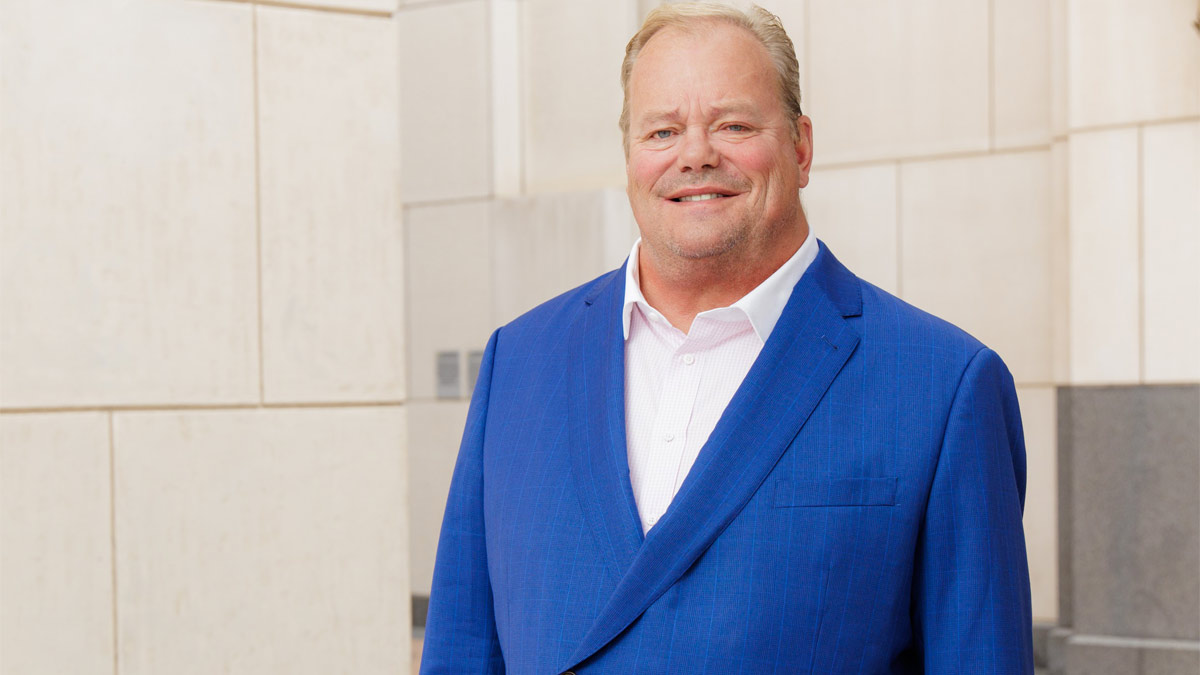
[619,2,803,150]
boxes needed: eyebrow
[635,100,763,127]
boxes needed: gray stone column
[1051,386,1200,675]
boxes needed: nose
[677,127,720,172]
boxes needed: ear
[794,114,814,188]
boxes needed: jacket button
[563,672,576,675]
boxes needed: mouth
[666,188,739,203]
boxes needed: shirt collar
[621,230,819,342]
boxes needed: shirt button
[682,354,696,365]
[647,515,658,526]
[663,432,675,442]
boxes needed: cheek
[627,152,673,194]
[725,145,782,177]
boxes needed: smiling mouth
[670,193,731,202]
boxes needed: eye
[652,129,674,140]
[724,124,748,132]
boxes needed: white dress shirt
[622,232,819,533]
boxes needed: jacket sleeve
[912,347,1034,673]
[420,329,505,674]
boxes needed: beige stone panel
[1143,121,1200,382]
[1066,0,1200,129]
[399,0,491,202]
[492,190,637,326]
[1067,129,1140,384]
[1016,386,1058,623]
[113,407,409,675]
[1050,141,1070,384]
[993,0,1051,148]
[1049,0,1068,138]
[491,0,524,197]
[0,0,258,408]
[258,7,405,403]
[406,202,493,400]
[0,413,112,675]
[900,151,1053,385]
[407,400,470,596]
[802,163,898,294]
[267,0,397,13]
[807,0,989,165]
[523,0,638,192]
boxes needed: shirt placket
[642,335,705,529]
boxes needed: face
[625,21,813,275]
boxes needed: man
[421,3,1034,673]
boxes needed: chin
[664,230,747,261]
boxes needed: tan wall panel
[1066,0,1200,129]
[993,0,1051,148]
[522,0,637,192]
[0,0,258,408]
[405,202,493,400]
[1067,129,1140,384]
[491,190,637,326]
[0,412,113,675]
[258,7,405,403]
[1050,141,1071,384]
[807,0,990,164]
[113,408,409,675]
[803,163,899,294]
[399,0,492,202]
[1142,121,1200,383]
[900,151,1054,385]
[270,0,398,13]
[1016,386,1058,623]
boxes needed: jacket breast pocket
[772,477,897,507]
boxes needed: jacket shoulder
[855,277,988,363]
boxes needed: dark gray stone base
[1055,384,1200,675]
[413,594,429,628]
[1061,636,1199,675]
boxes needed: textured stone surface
[0,413,113,675]
[1067,129,1141,384]
[1142,121,1200,383]
[1066,0,1200,129]
[1056,388,1074,626]
[901,151,1054,385]
[1064,640,1138,675]
[807,0,989,163]
[490,190,637,326]
[1061,638,1200,675]
[1020,386,1059,622]
[398,0,491,202]
[0,0,258,407]
[113,408,409,675]
[1062,385,1200,640]
[1141,646,1200,675]
[257,6,404,403]
[405,202,492,401]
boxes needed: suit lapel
[565,243,864,670]
[566,263,644,582]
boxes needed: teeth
[677,193,725,202]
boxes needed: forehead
[628,21,778,122]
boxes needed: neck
[638,218,809,333]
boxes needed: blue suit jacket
[422,242,1034,674]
